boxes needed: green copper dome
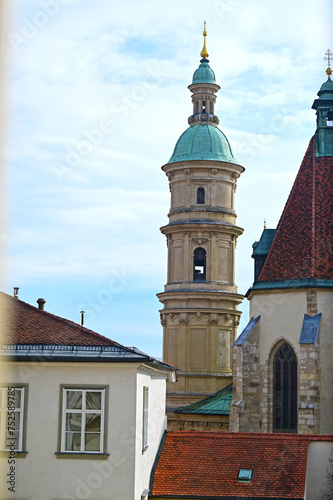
[167,124,238,164]
[317,78,333,100]
[192,58,216,84]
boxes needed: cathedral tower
[157,25,244,410]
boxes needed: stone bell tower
[157,24,245,410]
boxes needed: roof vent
[13,287,19,299]
[80,310,85,327]
[37,298,46,311]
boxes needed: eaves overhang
[0,344,177,375]
[245,278,333,298]
[149,496,305,500]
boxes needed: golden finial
[200,21,209,59]
[324,49,332,79]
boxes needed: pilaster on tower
[157,25,245,412]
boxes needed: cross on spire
[324,49,332,68]
[324,49,332,79]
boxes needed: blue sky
[1,0,332,357]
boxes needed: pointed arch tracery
[273,341,297,433]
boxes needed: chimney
[13,287,19,299]
[37,298,46,311]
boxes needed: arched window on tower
[193,248,206,282]
[327,110,333,126]
[197,187,205,204]
[273,342,297,433]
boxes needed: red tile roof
[0,291,117,346]
[258,136,333,281]
[150,431,333,498]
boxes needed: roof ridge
[166,430,333,440]
[311,135,316,276]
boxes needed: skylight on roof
[238,469,253,482]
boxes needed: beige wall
[317,291,333,434]
[0,360,168,500]
[250,290,306,364]
[134,368,168,499]
[305,441,333,499]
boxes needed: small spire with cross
[200,21,209,59]
[324,49,332,79]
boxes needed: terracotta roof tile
[0,291,116,346]
[258,136,333,282]
[150,431,333,498]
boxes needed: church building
[230,57,333,434]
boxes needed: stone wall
[298,343,320,434]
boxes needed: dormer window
[238,469,253,482]
[197,187,205,204]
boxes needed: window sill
[0,451,28,458]
[55,452,109,460]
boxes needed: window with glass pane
[0,387,25,452]
[142,387,149,452]
[273,342,297,433]
[62,389,105,453]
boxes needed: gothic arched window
[273,342,297,433]
[197,187,205,204]
[193,248,206,282]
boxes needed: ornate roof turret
[192,24,216,84]
[311,49,333,157]
[166,23,241,166]
[192,59,216,85]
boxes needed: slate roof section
[299,313,322,344]
[252,229,277,257]
[257,136,333,283]
[174,383,232,415]
[150,431,333,499]
[232,316,260,347]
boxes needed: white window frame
[61,388,105,454]
[142,386,149,452]
[0,386,25,452]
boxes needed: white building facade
[0,292,176,499]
